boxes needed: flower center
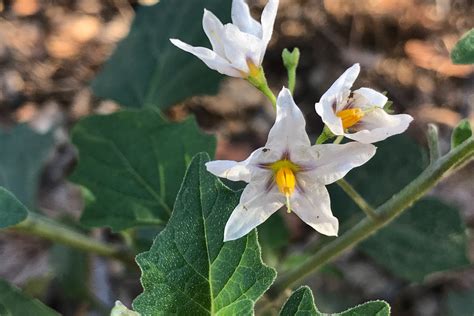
[336,108,364,129]
[275,167,296,197]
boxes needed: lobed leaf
[92,0,230,110]
[280,286,390,316]
[71,109,215,231]
[133,153,276,315]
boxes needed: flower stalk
[427,123,441,163]
[270,135,474,294]
[12,212,135,265]
[247,67,277,108]
[282,48,300,94]
[336,178,379,221]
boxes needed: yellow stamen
[247,60,261,78]
[275,166,296,213]
[336,108,364,129]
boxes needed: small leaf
[451,29,474,64]
[133,153,276,315]
[0,124,54,208]
[71,109,215,231]
[0,279,59,316]
[0,187,28,228]
[280,286,318,315]
[92,0,230,110]
[451,119,472,149]
[280,286,390,316]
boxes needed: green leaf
[92,0,230,110]
[451,29,474,64]
[0,187,28,228]
[133,153,276,315]
[280,286,390,316]
[445,288,474,316]
[71,109,215,231]
[0,124,54,208]
[361,198,469,282]
[0,279,59,316]
[451,119,472,149]
[329,135,468,282]
[280,286,318,315]
[258,212,290,267]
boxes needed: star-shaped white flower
[315,64,413,144]
[206,88,377,241]
[170,0,279,78]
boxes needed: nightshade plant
[0,1,473,315]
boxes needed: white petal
[315,99,344,136]
[353,87,388,109]
[231,0,262,37]
[305,142,377,185]
[266,88,311,154]
[222,23,263,73]
[290,185,338,236]
[320,63,360,112]
[259,0,279,63]
[202,10,226,57]
[170,39,242,77]
[346,109,413,143]
[224,184,283,241]
[205,148,264,183]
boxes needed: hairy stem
[12,212,135,265]
[271,137,474,294]
[336,178,379,221]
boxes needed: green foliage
[0,187,29,228]
[280,286,390,316]
[445,288,474,316]
[258,212,290,267]
[92,0,230,110]
[0,124,54,208]
[133,153,276,315]
[451,29,474,64]
[0,279,59,316]
[361,198,469,282]
[111,301,140,316]
[330,135,468,282]
[451,119,472,149]
[71,109,215,231]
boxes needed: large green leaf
[0,279,59,316]
[0,124,54,208]
[92,0,230,109]
[71,109,215,231]
[451,29,474,64]
[133,153,276,315]
[280,286,390,316]
[329,135,468,282]
[445,288,474,316]
[0,187,28,228]
[361,198,469,282]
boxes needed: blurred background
[0,0,473,315]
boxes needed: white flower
[315,64,413,144]
[170,0,279,78]
[206,88,376,241]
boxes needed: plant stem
[336,178,379,221]
[259,83,277,108]
[270,137,474,294]
[333,135,344,144]
[427,123,441,163]
[12,212,135,265]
